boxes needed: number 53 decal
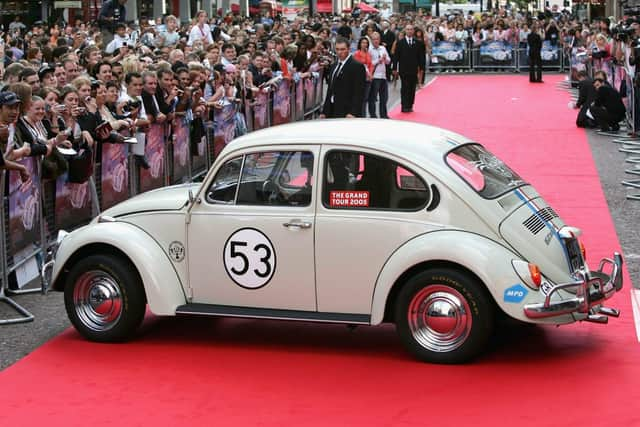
[223,228,277,289]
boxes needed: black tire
[64,254,146,342]
[394,268,494,364]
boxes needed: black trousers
[400,73,417,110]
[529,54,542,82]
[590,105,624,130]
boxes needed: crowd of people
[1,0,639,183]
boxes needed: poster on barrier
[431,41,465,64]
[213,104,236,157]
[173,117,190,182]
[7,158,40,254]
[272,79,291,126]
[191,121,208,177]
[541,41,560,64]
[295,79,304,120]
[314,73,323,110]
[570,48,588,82]
[101,142,129,210]
[54,174,92,231]
[304,77,315,112]
[253,91,269,130]
[139,124,165,193]
[479,41,513,65]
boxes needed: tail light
[528,264,542,288]
[579,241,586,260]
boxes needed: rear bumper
[523,253,623,321]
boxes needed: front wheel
[395,268,494,364]
[64,254,146,342]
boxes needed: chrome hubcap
[408,285,472,353]
[73,271,122,331]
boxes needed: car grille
[522,207,559,235]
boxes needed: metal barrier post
[0,170,35,324]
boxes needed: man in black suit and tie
[321,37,366,119]
[394,25,423,113]
[380,21,396,80]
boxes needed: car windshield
[446,144,526,199]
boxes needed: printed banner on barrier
[213,103,236,157]
[304,77,315,111]
[101,142,129,210]
[139,124,165,193]
[272,79,291,126]
[479,41,514,64]
[54,174,92,231]
[295,79,304,120]
[8,158,40,254]
[431,41,465,64]
[173,118,190,182]
[541,41,560,63]
[253,91,269,130]
[189,119,207,175]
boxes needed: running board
[175,303,371,324]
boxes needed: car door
[315,147,440,315]
[187,146,319,311]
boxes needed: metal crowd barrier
[0,74,325,324]
[427,41,564,73]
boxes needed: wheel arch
[381,260,489,323]
[52,222,187,315]
[370,230,521,325]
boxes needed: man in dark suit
[591,77,626,131]
[380,21,396,81]
[321,37,366,119]
[394,25,423,113]
[574,70,596,128]
[527,22,543,83]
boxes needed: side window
[324,151,430,210]
[206,156,243,203]
[237,151,314,207]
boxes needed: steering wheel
[261,179,284,204]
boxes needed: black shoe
[408,108,414,112]
[536,80,544,83]
[600,127,611,132]
[401,108,409,113]
[136,155,150,170]
[612,124,620,131]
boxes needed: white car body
[49,120,623,363]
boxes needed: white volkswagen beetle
[48,120,623,363]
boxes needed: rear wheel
[395,268,494,364]
[64,254,146,342]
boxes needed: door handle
[283,220,312,229]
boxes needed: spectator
[188,10,214,48]
[591,77,626,132]
[99,0,128,44]
[354,37,373,117]
[368,32,390,119]
[119,72,151,169]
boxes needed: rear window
[446,144,525,199]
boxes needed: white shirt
[369,45,390,79]
[187,23,213,46]
[105,34,131,54]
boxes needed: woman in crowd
[58,85,94,151]
[16,95,71,156]
[188,10,214,47]
[354,37,373,117]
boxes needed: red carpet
[2,75,639,426]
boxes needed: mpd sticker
[168,241,185,262]
[223,228,276,289]
[329,191,370,208]
[504,284,528,303]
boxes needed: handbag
[67,147,94,184]
[41,148,69,180]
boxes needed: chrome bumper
[523,252,623,323]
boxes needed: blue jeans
[368,78,389,118]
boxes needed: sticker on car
[504,283,528,303]
[223,228,277,289]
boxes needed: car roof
[226,119,474,170]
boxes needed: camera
[123,99,142,112]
